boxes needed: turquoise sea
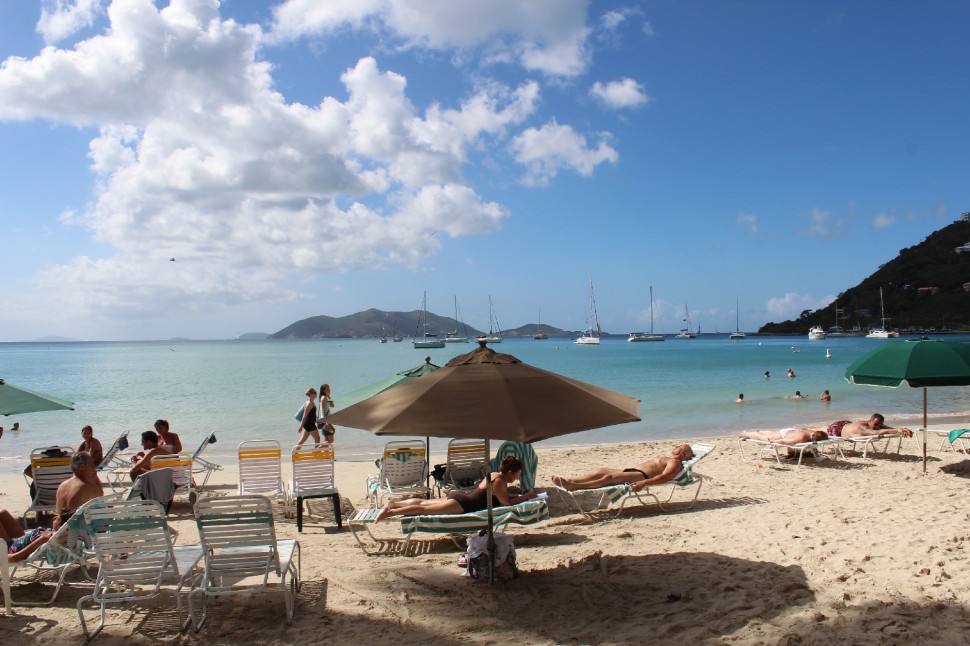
[3,335,970,474]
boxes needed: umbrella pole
[922,387,928,474]
[484,438,495,584]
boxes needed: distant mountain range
[760,215,970,334]
[271,307,572,339]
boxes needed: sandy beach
[3,435,970,645]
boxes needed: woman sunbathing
[739,428,828,445]
[375,456,537,521]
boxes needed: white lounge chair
[190,432,223,490]
[237,440,285,500]
[433,438,487,496]
[841,433,903,459]
[738,436,845,467]
[554,444,716,518]
[367,440,430,506]
[190,495,301,630]
[77,498,203,639]
[1,539,10,615]
[347,498,550,555]
[23,446,74,525]
[97,432,131,492]
[288,443,341,532]
[150,453,198,505]
[8,493,122,606]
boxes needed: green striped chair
[489,441,538,493]
[554,443,715,518]
[347,499,549,555]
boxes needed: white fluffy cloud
[766,292,835,321]
[37,0,104,43]
[510,120,618,186]
[270,0,591,76]
[799,207,833,238]
[590,78,650,109]
[736,212,758,235]
[873,212,897,228]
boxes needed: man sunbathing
[826,413,913,439]
[739,428,828,445]
[552,444,694,493]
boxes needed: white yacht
[444,296,469,343]
[675,305,699,339]
[629,286,664,342]
[866,287,899,338]
[729,296,745,339]
[475,296,503,344]
[808,326,826,341]
[413,292,445,348]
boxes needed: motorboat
[628,286,664,342]
[808,326,826,340]
[575,276,602,345]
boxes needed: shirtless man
[129,430,168,480]
[154,419,182,454]
[552,445,694,493]
[740,428,828,444]
[54,451,104,529]
[827,413,913,439]
[77,425,104,466]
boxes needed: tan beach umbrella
[327,342,640,579]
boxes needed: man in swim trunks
[54,451,104,530]
[551,444,695,493]
[835,413,913,439]
[739,428,829,444]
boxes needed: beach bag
[294,403,306,422]
[466,530,518,582]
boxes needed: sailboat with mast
[391,313,403,342]
[629,286,664,342]
[866,287,899,338]
[575,276,602,345]
[413,292,445,348]
[476,296,503,344]
[533,307,548,340]
[444,296,469,343]
[675,304,699,339]
[729,296,745,339]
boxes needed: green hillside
[760,216,970,334]
[271,308,571,339]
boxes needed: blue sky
[1,0,968,341]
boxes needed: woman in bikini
[552,444,695,493]
[375,456,536,520]
[739,428,828,444]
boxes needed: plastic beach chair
[150,454,198,505]
[77,498,203,638]
[489,441,538,493]
[737,437,845,467]
[288,443,341,531]
[554,444,716,518]
[8,493,122,606]
[367,440,429,506]
[190,495,301,630]
[433,438,487,496]
[190,432,223,490]
[23,446,74,525]
[237,440,285,500]
[347,498,549,555]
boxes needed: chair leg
[331,495,342,529]
[296,496,304,533]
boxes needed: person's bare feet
[552,475,576,491]
[375,503,392,521]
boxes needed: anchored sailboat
[444,296,469,343]
[629,286,664,342]
[413,292,445,348]
[729,296,745,339]
[866,287,899,338]
[576,276,602,345]
[476,296,503,344]
[534,307,548,340]
[675,305,699,339]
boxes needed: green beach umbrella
[844,338,970,472]
[341,356,441,407]
[0,378,75,416]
